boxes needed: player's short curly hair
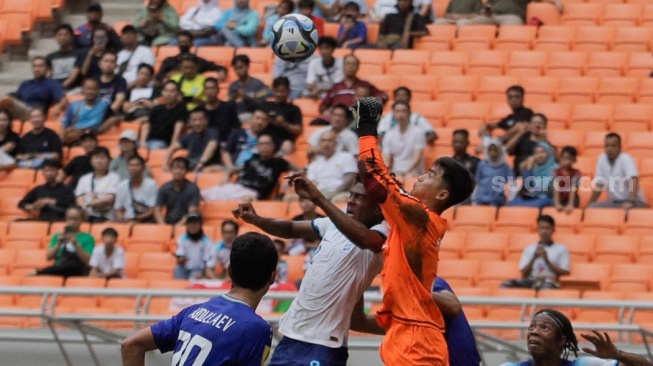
[435,157,475,209]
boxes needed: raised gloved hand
[351,97,383,137]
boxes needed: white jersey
[278,217,388,348]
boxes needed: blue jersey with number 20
[151,294,272,366]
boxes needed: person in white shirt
[306,36,344,100]
[308,104,358,155]
[116,25,155,89]
[89,227,125,279]
[378,86,436,146]
[114,155,158,223]
[306,130,357,199]
[75,146,121,222]
[232,176,388,366]
[501,215,570,290]
[382,101,426,178]
[177,0,223,46]
[588,132,647,209]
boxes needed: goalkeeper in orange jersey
[350,97,475,366]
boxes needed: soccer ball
[271,14,318,63]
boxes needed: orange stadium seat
[0,197,28,221]
[580,208,625,235]
[476,76,520,103]
[505,233,539,261]
[446,102,488,129]
[612,27,650,53]
[435,75,477,102]
[124,252,140,279]
[235,47,273,73]
[6,221,49,242]
[638,78,653,104]
[627,53,653,78]
[640,159,653,184]
[0,249,15,275]
[437,259,478,288]
[353,49,391,71]
[593,235,637,264]
[0,0,36,32]
[102,278,148,316]
[596,78,638,105]
[611,104,652,133]
[531,103,570,129]
[623,210,653,238]
[463,233,508,261]
[540,208,583,234]
[493,206,540,233]
[534,26,574,51]
[488,102,512,124]
[625,132,653,159]
[455,287,489,320]
[399,75,437,102]
[366,23,379,44]
[476,261,521,288]
[526,2,561,26]
[414,24,456,51]
[582,131,608,157]
[202,200,244,224]
[486,288,534,339]
[0,276,19,306]
[250,201,288,219]
[0,168,35,189]
[411,101,448,127]
[282,255,305,284]
[146,279,190,315]
[637,236,653,265]
[556,77,598,104]
[196,46,235,68]
[535,289,580,320]
[505,51,546,76]
[607,264,652,292]
[136,253,176,280]
[545,52,587,77]
[573,27,614,52]
[466,50,506,76]
[451,205,496,232]
[628,292,653,342]
[427,50,468,76]
[555,234,595,263]
[439,231,465,260]
[387,50,429,75]
[453,25,497,51]
[293,98,319,119]
[365,74,399,94]
[11,249,50,276]
[602,4,641,26]
[575,291,624,324]
[585,53,627,78]
[493,26,537,51]
[57,277,105,312]
[569,104,612,132]
[127,224,172,252]
[642,4,653,27]
[18,275,64,308]
[520,77,558,103]
[562,4,602,26]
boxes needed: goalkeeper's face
[411,164,449,204]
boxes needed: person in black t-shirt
[479,85,534,154]
[377,0,429,49]
[154,157,201,225]
[451,129,480,176]
[95,51,127,114]
[0,108,19,157]
[19,160,75,221]
[47,24,82,90]
[261,77,303,155]
[57,132,97,187]
[16,108,63,168]
[141,80,188,150]
[203,77,240,143]
[505,113,555,177]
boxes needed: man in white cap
[109,129,141,180]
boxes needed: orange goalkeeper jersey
[359,136,449,365]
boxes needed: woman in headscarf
[501,308,653,366]
[214,0,259,47]
[508,141,558,208]
[177,0,223,46]
[135,0,180,46]
[473,139,514,207]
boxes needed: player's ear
[436,188,449,203]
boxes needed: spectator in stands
[61,78,116,145]
[459,0,562,27]
[16,109,63,169]
[154,157,201,225]
[381,101,425,178]
[89,227,125,279]
[0,57,67,121]
[165,107,233,172]
[376,0,429,49]
[319,55,388,116]
[174,212,217,279]
[337,2,367,49]
[225,108,272,166]
[287,198,323,256]
[47,24,82,90]
[0,109,18,159]
[473,139,513,207]
[262,77,303,155]
[434,0,482,24]
[135,0,180,46]
[114,155,158,223]
[309,104,358,155]
[261,0,294,47]
[480,85,534,153]
[170,54,206,110]
[155,31,227,87]
[36,205,94,278]
[501,215,569,290]
[228,55,271,121]
[501,309,653,366]
[109,130,141,180]
[508,142,557,208]
[116,25,156,89]
[273,239,289,284]
[75,147,120,222]
[451,129,480,177]
[96,51,128,114]
[299,0,325,36]
[202,133,291,201]
[272,55,312,101]
[552,146,580,213]
[140,80,188,150]
[504,113,553,177]
[306,130,357,200]
[74,3,122,51]
[177,0,223,46]
[213,219,239,276]
[214,0,259,47]
[58,132,97,187]
[588,133,647,209]
[378,86,436,146]
[122,64,157,123]
[305,36,343,101]
[203,78,240,143]
[77,27,117,80]
[18,160,75,222]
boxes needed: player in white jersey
[232,178,388,366]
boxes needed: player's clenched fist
[232,202,258,223]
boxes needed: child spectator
[174,213,217,279]
[553,146,581,213]
[508,142,558,209]
[473,139,513,207]
[213,220,239,277]
[89,227,125,279]
[337,2,367,49]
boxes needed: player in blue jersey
[121,232,278,366]
[501,308,653,366]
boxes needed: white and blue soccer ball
[271,14,318,63]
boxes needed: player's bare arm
[232,202,321,241]
[431,289,462,317]
[350,296,386,335]
[287,173,385,253]
[581,330,653,366]
[121,327,157,366]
